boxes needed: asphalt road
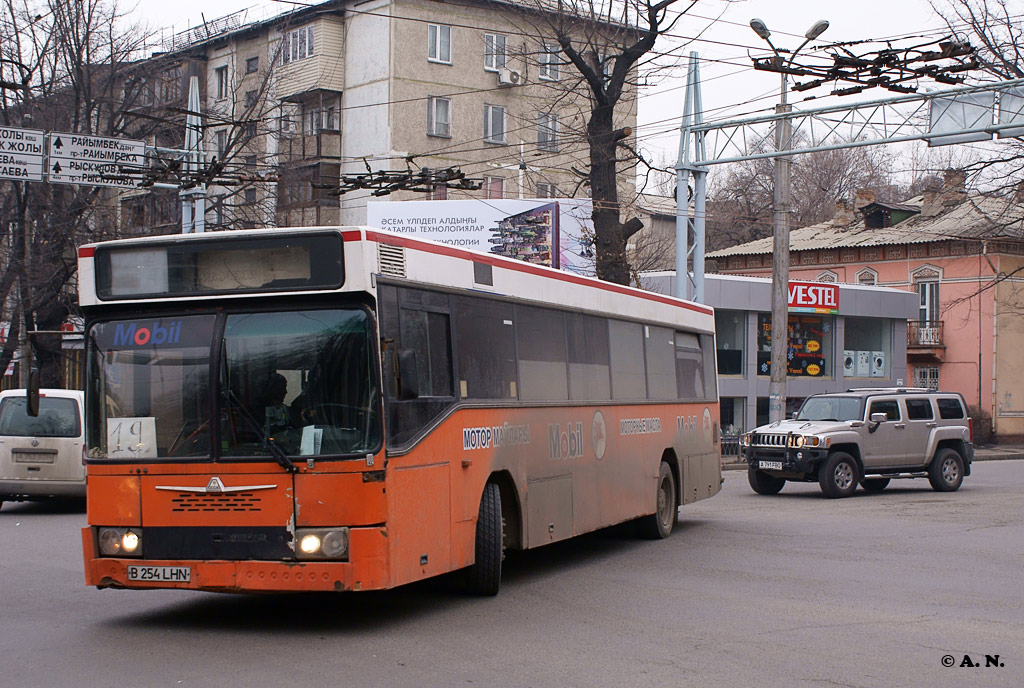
[2,462,1022,688]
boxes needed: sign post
[48,132,145,188]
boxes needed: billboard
[366,199,595,276]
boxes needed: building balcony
[279,131,341,163]
[907,320,945,362]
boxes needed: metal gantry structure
[675,75,1024,302]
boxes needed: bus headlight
[294,528,349,560]
[97,527,143,557]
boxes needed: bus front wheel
[641,462,677,539]
[464,482,503,596]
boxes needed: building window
[757,313,833,378]
[844,317,890,378]
[817,270,837,283]
[536,182,557,198]
[484,104,506,144]
[215,66,228,99]
[857,268,877,285]
[483,176,504,199]
[245,56,259,74]
[428,24,451,64]
[245,90,258,107]
[283,25,315,64]
[537,112,558,151]
[913,366,940,391]
[916,280,940,323]
[215,130,227,159]
[539,44,560,80]
[244,187,257,204]
[427,96,451,138]
[714,310,745,376]
[484,33,506,71]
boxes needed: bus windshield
[86,308,381,460]
[796,396,863,422]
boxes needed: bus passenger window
[609,320,645,400]
[454,296,517,400]
[645,325,676,400]
[568,314,610,401]
[516,305,568,401]
[675,331,703,400]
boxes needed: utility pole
[750,17,829,423]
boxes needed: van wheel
[861,478,890,492]
[747,468,786,495]
[464,482,503,596]
[640,462,677,539]
[818,452,858,498]
[928,448,964,492]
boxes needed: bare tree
[500,0,699,285]
[0,0,152,385]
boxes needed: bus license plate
[127,565,191,583]
[759,460,783,471]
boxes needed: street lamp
[750,17,828,423]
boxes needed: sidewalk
[721,444,1024,471]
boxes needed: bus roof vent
[378,243,407,277]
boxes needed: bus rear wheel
[640,462,677,539]
[464,482,503,596]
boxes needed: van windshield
[796,396,863,422]
[0,397,81,438]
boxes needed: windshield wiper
[220,342,297,473]
[224,388,297,473]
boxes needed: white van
[0,389,85,510]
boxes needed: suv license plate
[759,460,783,471]
[127,565,191,583]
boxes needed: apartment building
[119,0,639,233]
[706,170,1024,440]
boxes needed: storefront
[642,273,918,433]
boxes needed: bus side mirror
[26,367,40,417]
[397,349,419,400]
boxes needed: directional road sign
[48,132,146,188]
[0,126,45,182]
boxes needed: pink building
[708,171,1024,441]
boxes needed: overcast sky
[134,0,956,169]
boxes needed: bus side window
[379,285,456,447]
[453,295,517,400]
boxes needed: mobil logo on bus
[113,320,183,347]
[549,422,583,460]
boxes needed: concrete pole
[768,73,791,423]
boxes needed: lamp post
[750,17,828,423]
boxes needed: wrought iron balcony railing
[907,320,943,347]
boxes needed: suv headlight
[788,435,830,448]
[740,433,751,447]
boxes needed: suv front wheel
[818,452,859,499]
[747,467,786,495]
[928,448,964,492]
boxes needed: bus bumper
[81,526,389,593]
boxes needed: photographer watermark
[941,654,1004,668]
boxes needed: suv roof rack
[845,387,932,393]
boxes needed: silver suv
[742,389,973,498]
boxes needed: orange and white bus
[77,227,720,595]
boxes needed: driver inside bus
[262,373,291,437]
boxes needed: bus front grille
[169,492,263,512]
